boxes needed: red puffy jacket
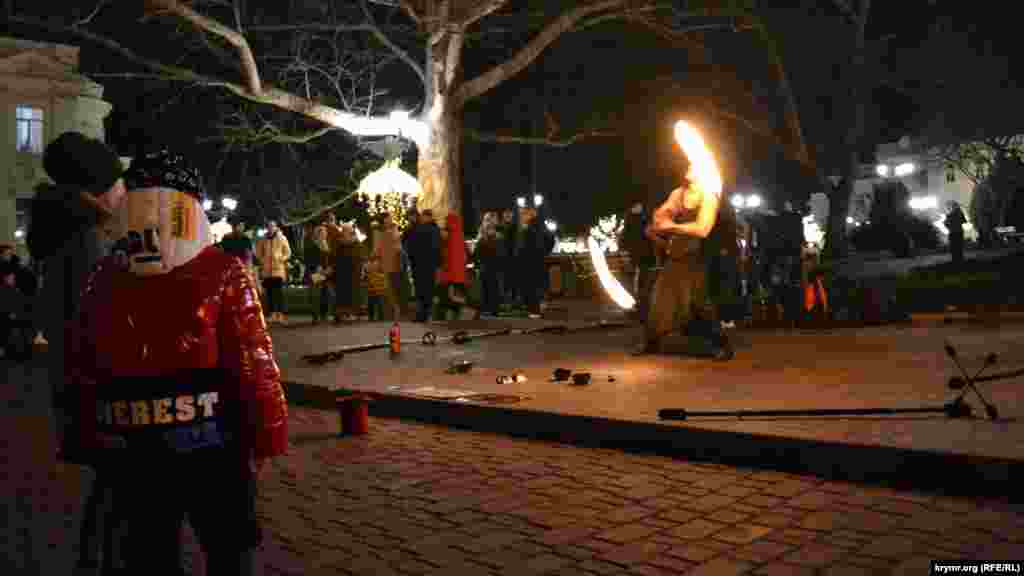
[65,246,288,463]
[442,213,467,285]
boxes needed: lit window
[16,106,44,154]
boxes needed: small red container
[337,395,370,435]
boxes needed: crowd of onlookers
[217,202,558,327]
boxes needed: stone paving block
[728,539,797,563]
[667,518,729,540]
[598,541,671,566]
[857,534,923,559]
[680,494,740,513]
[593,522,664,544]
[780,543,848,567]
[655,508,701,525]
[520,553,573,575]
[602,505,659,524]
[752,563,818,576]
[712,524,775,546]
[822,564,878,576]
[745,495,787,508]
[535,526,601,547]
[665,543,726,563]
[687,556,756,576]
[578,558,631,575]
[707,509,753,524]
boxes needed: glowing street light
[14,228,24,239]
[545,219,557,232]
[516,197,527,208]
[909,195,938,211]
[533,194,544,207]
[202,199,213,211]
[731,194,745,209]
[846,216,855,224]
[894,162,915,177]
[221,197,238,211]
[256,227,267,238]
[746,194,762,208]
[876,164,889,177]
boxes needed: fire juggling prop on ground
[587,120,723,310]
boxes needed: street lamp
[746,194,762,208]
[533,194,543,207]
[221,197,238,211]
[202,199,213,211]
[545,219,557,232]
[894,163,915,177]
[876,164,889,177]
[14,228,24,239]
[730,194,745,209]
[516,196,527,208]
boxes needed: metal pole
[659,404,958,421]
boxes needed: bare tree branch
[360,0,427,88]
[454,0,630,106]
[468,128,617,147]
[456,0,511,28]
[76,0,109,26]
[149,0,263,94]
[830,0,856,21]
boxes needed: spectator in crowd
[332,223,360,322]
[0,260,33,362]
[365,255,386,321]
[62,149,288,575]
[437,212,468,321]
[499,208,517,307]
[405,209,442,322]
[255,220,291,324]
[515,206,555,319]
[372,214,403,320]
[705,195,740,329]
[623,202,655,322]
[945,201,966,266]
[27,131,127,448]
[303,220,332,323]
[475,220,503,317]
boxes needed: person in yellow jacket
[255,220,292,324]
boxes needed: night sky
[4,1,1013,232]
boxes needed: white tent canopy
[356,161,422,203]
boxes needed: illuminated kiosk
[356,158,422,231]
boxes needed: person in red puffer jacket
[63,150,288,575]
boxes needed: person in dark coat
[27,131,127,573]
[498,208,518,308]
[623,202,655,322]
[515,206,555,318]
[405,209,442,322]
[474,220,503,317]
[704,197,741,327]
[945,202,966,266]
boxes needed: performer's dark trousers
[950,234,964,266]
[262,277,285,315]
[647,255,728,350]
[103,447,260,575]
[413,268,436,322]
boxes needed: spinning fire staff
[629,121,733,361]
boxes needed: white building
[0,37,114,257]
[804,136,980,244]
[851,136,975,232]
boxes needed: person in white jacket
[255,220,292,324]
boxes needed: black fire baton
[658,401,973,421]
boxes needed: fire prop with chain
[588,120,723,310]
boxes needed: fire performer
[635,124,733,361]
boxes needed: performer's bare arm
[648,185,720,239]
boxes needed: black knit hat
[42,131,124,195]
[123,149,205,200]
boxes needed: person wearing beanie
[63,149,288,574]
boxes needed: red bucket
[337,395,370,435]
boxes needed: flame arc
[587,236,635,310]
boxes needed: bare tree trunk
[417,106,463,223]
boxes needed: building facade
[0,36,113,257]
[850,136,975,231]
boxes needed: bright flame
[588,236,635,310]
[673,121,722,199]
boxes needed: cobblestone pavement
[7,366,1024,576]
[252,409,1024,576]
